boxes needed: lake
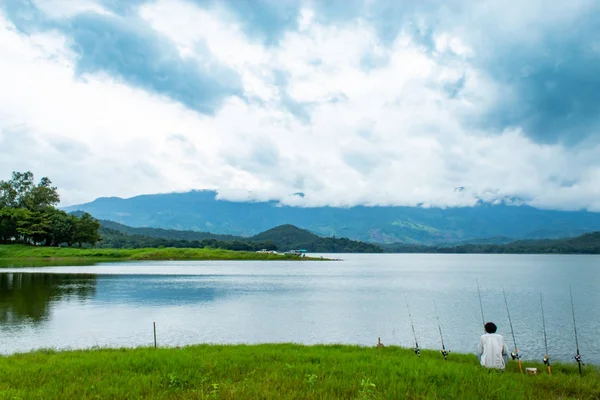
[1,254,599,365]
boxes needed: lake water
[1,254,599,365]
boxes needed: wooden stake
[153,321,157,349]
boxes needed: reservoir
[1,254,599,364]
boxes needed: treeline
[99,227,277,251]
[437,232,600,254]
[289,237,383,253]
[0,172,101,247]
[382,231,600,254]
[98,222,383,253]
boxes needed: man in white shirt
[478,322,509,370]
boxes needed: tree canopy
[0,171,101,247]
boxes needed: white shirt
[478,333,509,370]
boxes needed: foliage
[98,227,278,251]
[100,222,383,253]
[0,344,598,399]
[0,171,101,247]
[0,171,59,210]
[0,244,322,262]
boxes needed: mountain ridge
[98,221,382,253]
[98,219,600,254]
[64,190,600,244]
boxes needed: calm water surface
[1,254,599,364]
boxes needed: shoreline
[1,344,597,399]
[0,244,329,265]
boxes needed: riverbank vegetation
[0,344,598,399]
[0,171,101,247]
[0,244,317,262]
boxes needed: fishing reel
[511,352,520,361]
[543,356,550,366]
[414,346,421,357]
[440,349,449,360]
[574,354,583,365]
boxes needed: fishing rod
[502,287,523,373]
[476,279,486,331]
[405,296,420,357]
[540,293,551,375]
[434,300,449,360]
[569,285,583,375]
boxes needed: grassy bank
[0,244,321,263]
[0,344,597,399]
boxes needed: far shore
[0,244,329,265]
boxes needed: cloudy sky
[1,0,599,210]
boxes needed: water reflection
[0,259,98,268]
[0,273,97,324]
[94,275,227,306]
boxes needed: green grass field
[0,344,597,399]
[0,244,320,264]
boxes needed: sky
[1,0,600,210]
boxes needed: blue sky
[1,0,599,210]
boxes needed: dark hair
[484,322,497,333]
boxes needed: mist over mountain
[64,190,600,244]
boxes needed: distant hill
[100,220,239,241]
[98,221,382,253]
[64,190,600,244]
[97,219,600,254]
[250,224,382,253]
[98,226,277,252]
[251,224,320,248]
[383,231,600,254]
[441,231,600,254]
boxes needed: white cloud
[32,0,112,18]
[1,3,600,211]
[139,0,274,101]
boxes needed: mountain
[64,190,600,244]
[98,219,600,254]
[100,219,240,241]
[249,224,382,253]
[251,224,320,248]
[99,222,382,253]
[457,231,600,254]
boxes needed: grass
[0,244,323,264]
[0,344,598,399]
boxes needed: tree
[0,172,59,210]
[74,212,101,247]
[0,171,100,247]
[0,171,34,208]
[23,176,60,210]
[0,207,29,243]
[48,209,78,246]
[17,210,51,244]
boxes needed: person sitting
[478,322,509,370]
